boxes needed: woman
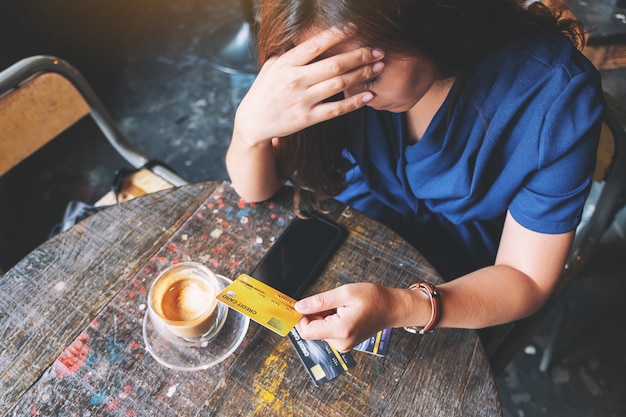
[226,0,605,352]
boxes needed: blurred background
[1,0,248,183]
[1,1,625,416]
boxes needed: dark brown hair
[256,0,584,214]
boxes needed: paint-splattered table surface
[0,181,502,416]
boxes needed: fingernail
[294,299,309,312]
[373,62,384,73]
[362,92,374,103]
[372,49,384,59]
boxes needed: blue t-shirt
[335,35,605,279]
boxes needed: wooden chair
[484,92,626,376]
[0,55,187,270]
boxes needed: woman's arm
[295,211,574,351]
[226,135,283,203]
[226,25,384,202]
[432,211,573,328]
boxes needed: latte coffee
[148,262,227,341]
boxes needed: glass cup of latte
[148,262,228,346]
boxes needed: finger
[299,313,328,325]
[305,58,384,104]
[302,46,384,86]
[296,312,345,341]
[298,321,356,353]
[307,92,373,122]
[285,24,356,65]
[295,287,347,314]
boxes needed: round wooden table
[0,181,502,416]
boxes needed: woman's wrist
[403,282,441,334]
[227,123,283,202]
[231,121,274,150]
[394,284,438,330]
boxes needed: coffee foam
[150,266,224,339]
[160,277,214,321]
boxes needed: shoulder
[492,35,595,75]
[464,35,600,91]
[458,35,604,125]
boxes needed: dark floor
[1,1,625,416]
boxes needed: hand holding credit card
[216,216,368,385]
[216,274,390,386]
[216,273,358,386]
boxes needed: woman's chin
[368,103,406,113]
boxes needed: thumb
[294,287,344,314]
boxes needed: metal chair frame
[0,55,188,271]
[0,55,186,186]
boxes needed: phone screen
[250,215,347,298]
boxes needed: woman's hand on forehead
[275,25,384,115]
[234,24,384,143]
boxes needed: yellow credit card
[216,274,303,336]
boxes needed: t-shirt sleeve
[509,71,605,234]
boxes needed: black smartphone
[250,215,347,298]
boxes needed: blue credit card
[288,327,356,387]
[353,328,392,357]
